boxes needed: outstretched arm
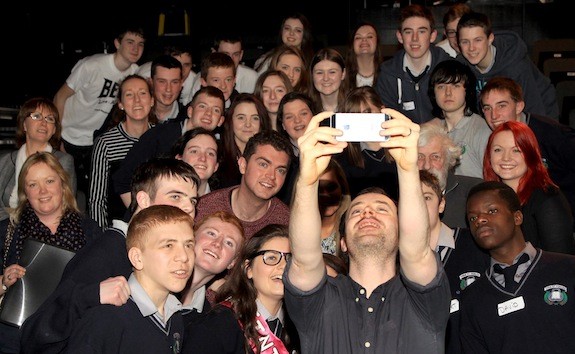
[379,108,437,285]
[288,112,348,291]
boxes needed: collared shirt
[111,219,129,236]
[256,298,285,326]
[128,273,183,325]
[181,285,206,313]
[489,242,537,286]
[436,222,456,261]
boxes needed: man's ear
[200,78,207,87]
[136,191,151,209]
[430,29,438,44]
[114,38,121,51]
[396,30,403,44]
[216,115,225,127]
[340,237,348,253]
[128,247,144,270]
[514,210,523,226]
[516,100,526,116]
[439,196,446,214]
[238,156,247,175]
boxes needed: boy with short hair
[190,52,239,111]
[67,205,195,353]
[376,4,451,124]
[20,158,199,353]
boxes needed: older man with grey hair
[417,122,483,228]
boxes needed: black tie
[267,318,283,338]
[493,253,530,292]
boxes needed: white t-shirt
[62,53,138,146]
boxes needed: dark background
[1,0,571,108]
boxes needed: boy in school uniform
[66,205,195,353]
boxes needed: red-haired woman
[483,121,574,254]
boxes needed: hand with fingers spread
[376,108,421,172]
[296,111,348,187]
[99,276,130,306]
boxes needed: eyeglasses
[446,30,457,38]
[253,250,292,266]
[29,112,56,124]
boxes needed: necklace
[357,71,374,79]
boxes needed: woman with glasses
[184,224,300,354]
[0,98,76,221]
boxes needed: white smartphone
[330,113,390,142]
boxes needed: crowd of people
[1,3,575,354]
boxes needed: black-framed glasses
[446,30,457,38]
[29,112,56,124]
[253,250,292,266]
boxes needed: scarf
[4,204,86,268]
[221,300,289,354]
[9,144,53,208]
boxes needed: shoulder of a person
[238,64,258,75]
[0,149,16,164]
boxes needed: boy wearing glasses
[67,205,195,353]
[435,3,472,58]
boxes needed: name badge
[450,299,459,313]
[497,296,525,316]
[402,101,415,111]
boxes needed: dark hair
[212,33,243,50]
[278,12,314,64]
[344,21,383,91]
[340,86,393,168]
[420,169,443,201]
[220,94,271,185]
[467,181,521,213]
[151,54,183,79]
[188,86,226,109]
[276,91,316,143]
[428,59,478,118]
[457,11,492,37]
[170,127,221,188]
[479,76,524,105]
[339,186,397,238]
[116,26,145,42]
[253,69,294,101]
[15,97,61,149]
[129,158,199,214]
[309,48,347,112]
[99,74,158,134]
[242,127,294,168]
[200,52,236,79]
[171,127,220,160]
[399,4,436,30]
[269,44,310,95]
[215,224,294,353]
[323,253,349,276]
